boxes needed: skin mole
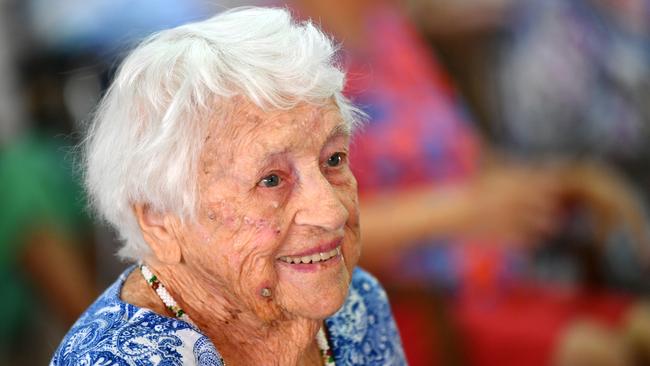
[227,310,239,321]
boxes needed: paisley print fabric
[51,267,406,365]
[327,269,406,365]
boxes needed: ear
[132,203,182,264]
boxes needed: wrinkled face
[178,99,360,322]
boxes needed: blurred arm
[20,228,98,325]
[359,163,563,271]
[359,185,471,269]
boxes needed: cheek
[211,210,284,278]
[339,179,361,268]
[224,217,287,311]
[227,219,281,263]
[337,174,360,221]
[192,197,290,292]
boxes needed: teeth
[279,246,341,264]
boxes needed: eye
[326,152,346,168]
[258,174,281,188]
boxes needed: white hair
[84,7,362,261]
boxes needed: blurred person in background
[494,0,650,291]
[411,3,650,364]
[492,2,650,363]
[0,9,98,366]
[295,0,650,365]
[497,0,650,177]
[409,0,650,290]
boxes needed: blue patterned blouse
[50,267,406,365]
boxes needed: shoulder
[326,267,407,366]
[50,269,224,366]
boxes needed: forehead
[229,99,343,138]
[201,99,347,176]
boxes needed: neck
[130,261,323,366]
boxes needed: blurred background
[1,0,649,365]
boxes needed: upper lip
[277,237,343,258]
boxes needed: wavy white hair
[84,7,362,261]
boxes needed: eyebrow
[252,149,290,179]
[326,122,351,141]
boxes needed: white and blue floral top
[50,267,407,365]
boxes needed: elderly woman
[50,7,405,366]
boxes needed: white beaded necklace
[139,264,335,366]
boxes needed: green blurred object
[0,132,89,339]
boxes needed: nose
[293,170,348,231]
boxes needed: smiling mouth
[278,246,341,264]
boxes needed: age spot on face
[246,113,262,125]
[243,216,254,225]
[241,216,275,232]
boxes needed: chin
[276,258,353,320]
[294,280,351,320]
